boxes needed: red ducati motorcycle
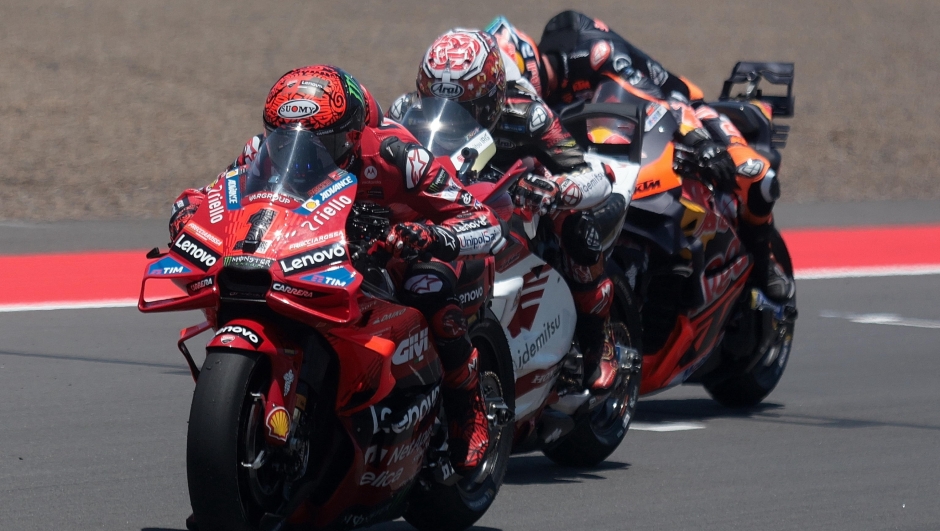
[138,127,513,531]
[556,62,799,407]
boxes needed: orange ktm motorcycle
[559,62,799,407]
[138,127,514,531]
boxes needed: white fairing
[492,253,577,420]
[584,152,640,206]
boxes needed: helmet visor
[247,126,343,199]
[401,97,484,157]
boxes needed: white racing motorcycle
[400,98,644,465]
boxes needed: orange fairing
[633,142,682,199]
[679,76,705,102]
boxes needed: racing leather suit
[170,112,503,471]
[390,82,624,390]
[538,10,792,301]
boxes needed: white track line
[0,299,137,313]
[820,311,940,329]
[631,422,705,432]
[796,265,940,279]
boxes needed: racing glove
[511,172,561,216]
[694,140,737,191]
[385,222,460,262]
[168,192,203,241]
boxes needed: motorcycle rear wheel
[705,228,796,407]
[187,350,284,531]
[404,318,515,531]
[542,274,643,467]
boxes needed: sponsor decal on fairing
[186,222,223,249]
[279,242,347,275]
[391,328,429,365]
[265,406,290,441]
[223,256,273,269]
[225,175,242,210]
[272,282,316,298]
[299,266,357,287]
[148,256,192,276]
[215,324,263,348]
[173,233,220,272]
[370,386,440,434]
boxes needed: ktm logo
[636,179,661,193]
[507,266,550,338]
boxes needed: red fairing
[207,318,305,446]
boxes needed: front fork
[180,318,306,447]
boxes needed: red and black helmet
[262,65,368,166]
[486,16,546,97]
[416,30,506,131]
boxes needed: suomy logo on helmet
[278,99,321,119]
[429,82,465,98]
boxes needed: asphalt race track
[2,203,940,530]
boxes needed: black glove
[384,222,459,261]
[695,141,737,191]
[168,201,199,241]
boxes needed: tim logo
[507,266,550,338]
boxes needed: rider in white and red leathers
[489,12,794,302]
[389,30,624,392]
[169,65,503,478]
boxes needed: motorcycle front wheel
[705,228,796,407]
[404,318,515,531]
[542,273,643,467]
[187,350,286,531]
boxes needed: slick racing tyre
[705,228,796,408]
[405,318,515,531]
[187,350,288,531]
[543,274,643,467]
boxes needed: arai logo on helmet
[429,82,465,98]
[277,99,320,119]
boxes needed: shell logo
[265,406,290,441]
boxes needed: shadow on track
[636,397,784,423]
[502,454,630,485]
[637,397,940,431]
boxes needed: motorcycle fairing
[640,266,750,394]
[492,251,576,420]
[206,317,306,445]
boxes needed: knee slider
[561,210,603,266]
[748,169,779,217]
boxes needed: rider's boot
[740,220,795,302]
[581,315,618,391]
[441,341,490,472]
[185,513,197,531]
[572,276,617,391]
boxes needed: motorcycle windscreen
[400,97,496,173]
[245,127,344,203]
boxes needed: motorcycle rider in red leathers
[389,30,625,392]
[488,12,795,302]
[169,66,503,482]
